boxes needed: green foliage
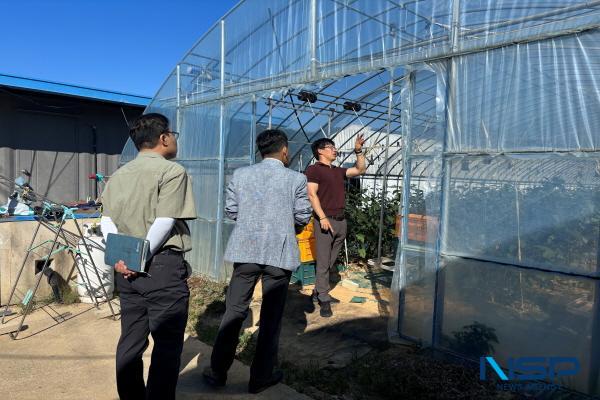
[236,330,257,364]
[60,285,80,305]
[280,359,350,395]
[186,276,228,336]
[188,276,228,312]
[186,276,256,363]
[345,186,402,261]
[195,323,219,345]
[444,321,499,358]
[17,282,79,315]
[17,297,47,316]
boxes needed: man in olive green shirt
[101,113,197,400]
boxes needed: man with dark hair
[305,135,366,317]
[100,113,197,400]
[203,129,312,394]
[127,112,170,149]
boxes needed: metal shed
[0,73,149,203]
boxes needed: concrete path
[0,302,310,400]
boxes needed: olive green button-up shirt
[101,151,197,252]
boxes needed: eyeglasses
[322,145,337,151]
[163,131,179,140]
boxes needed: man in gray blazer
[203,129,312,394]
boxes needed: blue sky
[0,0,239,97]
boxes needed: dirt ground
[0,300,309,400]
[0,266,521,400]
[189,265,394,368]
[0,266,391,400]
[188,266,524,400]
[278,269,393,368]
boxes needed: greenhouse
[120,0,600,396]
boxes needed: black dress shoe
[320,301,333,317]
[202,366,226,387]
[248,370,284,394]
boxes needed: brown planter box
[394,214,439,243]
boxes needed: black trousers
[210,262,291,384]
[115,253,190,400]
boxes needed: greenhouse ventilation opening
[119,1,600,396]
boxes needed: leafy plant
[345,186,403,261]
[443,321,499,358]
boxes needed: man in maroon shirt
[305,135,366,317]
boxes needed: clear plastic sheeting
[450,30,600,152]
[178,160,220,221]
[393,159,443,344]
[223,0,311,97]
[439,256,598,395]
[186,219,218,279]
[177,104,221,159]
[443,154,600,276]
[391,63,446,346]
[224,101,254,158]
[118,1,600,395]
[394,30,600,396]
[411,65,447,156]
[459,0,600,51]
[181,26,223,102]
[317,0,452,77]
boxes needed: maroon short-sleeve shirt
[305,162,348,217]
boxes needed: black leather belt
[157,248,183,256]
[326,215,345,221]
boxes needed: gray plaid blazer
[223,158,312,271]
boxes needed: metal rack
[0,179,117,339]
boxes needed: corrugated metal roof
[0,73,151,106]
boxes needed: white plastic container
[76,234,114,303]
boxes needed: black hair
[256,129,288,157]
[311,138,335,159]
[129,113,170,150]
